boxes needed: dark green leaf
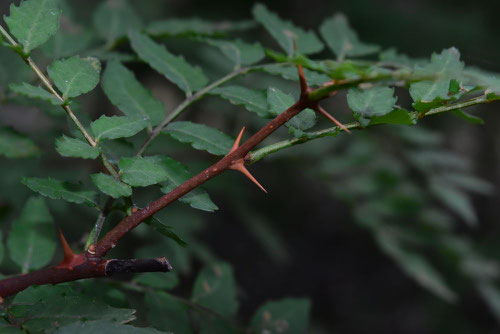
[147,18,255,37]
[203,38,265,67]
[0,127,40,158]
[153,156,218,212]
[55,135,100,159]
[191,262,238,316]
[145,217,187,247]
[430,181,477,226]
[91,115,148,141]
[211,85,270,118]
[134,272,179,290]
[47,55,101,99]
[9,82,62,105]
[55,320,166,334]
[368,108,417,126]
[452,109,484,124]
[119,156,169,187]
[93,0,142,45]
[320,14,380,59]
[261,64,331,86]
[252,4,323,55]
[4,0,61,53]
[91,173,132,198]
[163,121,234,156]
[145,291,192,334]
[22,177,97,206]
[10,285,136,333]
[102,60,165,127]
[7,197,55,272]
[129,31,208,96]
[251,298,311,334]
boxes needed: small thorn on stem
[229,127,245,154]
[59,228,76,261]
[230,161,267,193]
[315,105,351,133]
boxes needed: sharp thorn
[316,106,351,134]
[231,162,267,193]
[229,127,245,154]
[293,41,308,95]
[58,228,75,261]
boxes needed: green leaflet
[430,181,477,226]
[55,320,166,334]
[4,0,61,54]
[375,229,457,302]
[47,56,101,99]
[145,291,192,334]
[0,127,40,158]
[147,18,255,37]
[145,217,187,247]
[22,177,97,206]
[347,86,397,123]
[55,135,100,159]
[409,48,465,111]
[41,28,93,60]
[267,87,316,137]
[91,115,148,141]
[191,262,238,316]
[452,109,484,125]
[0,48,33,91]
[153,156,218,212]
[252,3,323,56]
[202,38,265,67]
[129,31,208,96]
[119,156,170,187]
[101,60,165,127]
[10,285,136,333]
[163,121,234,156]
[320,13,380,59]
[251,298,311,334]
[211,85,271,118]
[91,173,132,198]
[9,83,62,105]
[7,197,56,273]
[368,108,417,126]
[261,64,331,87]
[92,0,142,45]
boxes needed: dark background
[1,0,500,333]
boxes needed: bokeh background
[1,0,500,333]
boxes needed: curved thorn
[229,127,245,154]
[231,162,267,193]
[58,228,75,261]
[316,106,351,133]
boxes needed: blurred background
[1,0,500,333]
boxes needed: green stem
[0,24,119,179]
[249,94,493,163]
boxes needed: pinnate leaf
[129,31,208,96]
[10,285,136,333]
[320,14,380,59]
[91,173,132,198]
[191,262,238,316]
[211,85,270,118]
[252,3,323,55]
[251,298,311,334]
[4,0,61,54]
[0,127,40,158]
[163,121,233,156]
[203,38,265,67]
[9,82,62,105]
[91,115,148,141]
[153,156,218,212]
[47,56,101,99]
[119,156,169,187]
[267,87,316,137]
[7,197,55,272]
[22,177,97,206]
[55,135,100,159]
[102,60,165,126]
[93,0,142,45]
